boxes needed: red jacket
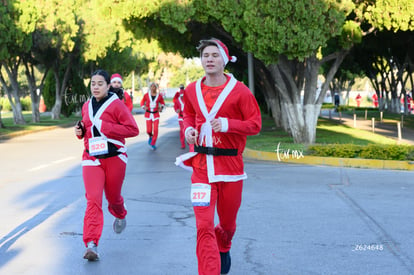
[176,74,261,182]
[78,93,139,165]
[140,92,165,120]
[174,95,185,120]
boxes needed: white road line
[28,156,77,172]
[52,156,76,164]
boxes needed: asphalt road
[0,108,413,275]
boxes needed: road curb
[243,148,414,171]
[0,123,74,141]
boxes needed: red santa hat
[212,39,237,65]
[110,73,123,84]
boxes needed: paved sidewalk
[320,109,414,145]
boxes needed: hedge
[307,144,414,161]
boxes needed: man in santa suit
[175,38,261,275]
[174,86,186,149]
[173,84,185,105]
[140,82,165,150]
[109,73,133,112]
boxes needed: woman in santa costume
[74,69,139,261]
[175,39,261,275]
[174,86,186,149]
[109,73,134,112]
[140,82,165,150]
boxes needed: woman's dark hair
[91,69,110,84]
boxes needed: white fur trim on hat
[213,40,237,65]
[111,77,123,84]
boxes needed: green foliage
[307,144,414,161]
[340,20,363,49]
[0,96,32,111]
[20,96,32,111]
[62,70,88,117]
[364,0,414,31]
[42,71,55,110]
[0,97,12,111]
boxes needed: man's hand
[186,128,198,144]
[210,118,222,132]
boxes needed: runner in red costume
[174,86,186,149]
[140,82,165,150]
[75,69,139,261]
[175,39,261,275]
[109,73,133,112]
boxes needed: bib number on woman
[89,137,109,156]
[191,183,211,206]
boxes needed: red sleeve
[159,95,165,106]
[124,92,133,112]
[183,85,196,130]
[140,94,147,107]
[100,101,139,139]
[173,98,180,112]
[226,86,261,136]
[173,92,179,104]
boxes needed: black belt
[146,110,158,114]
[86,150,121,159]
[194,145,238,156]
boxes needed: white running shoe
[83,241,99,261]
[113,218,126,234]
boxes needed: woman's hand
[75,121,84,137]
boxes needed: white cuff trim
[219,117,228,132]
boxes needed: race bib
[150,102,156,108]
[88,137,109,156]
[191,183,211,207]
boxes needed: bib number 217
[191,183,211,207]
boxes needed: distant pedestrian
[74,69,139,261]
[372,93,378,108]
[140,82,165,150]
[407,93,412,114]
[175,38,261,275]
[109,73,134,112]
[174,85,186,149]
[334,92,340,107]
[173,84,185,105]
[356,93,362,107]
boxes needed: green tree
[120,0,414,144]
[0,0,34,124]
[351,31,414,113]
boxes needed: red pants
[191,168,243,275]
[146,119,159,146]
[82,156,127,246]
[179,120,185,148]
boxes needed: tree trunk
[0,61,26,124]
[31,99,40,122]
[24,60,48,123]
[254,59,284,128]
[262,50,348,144]
[51,57,73,120]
